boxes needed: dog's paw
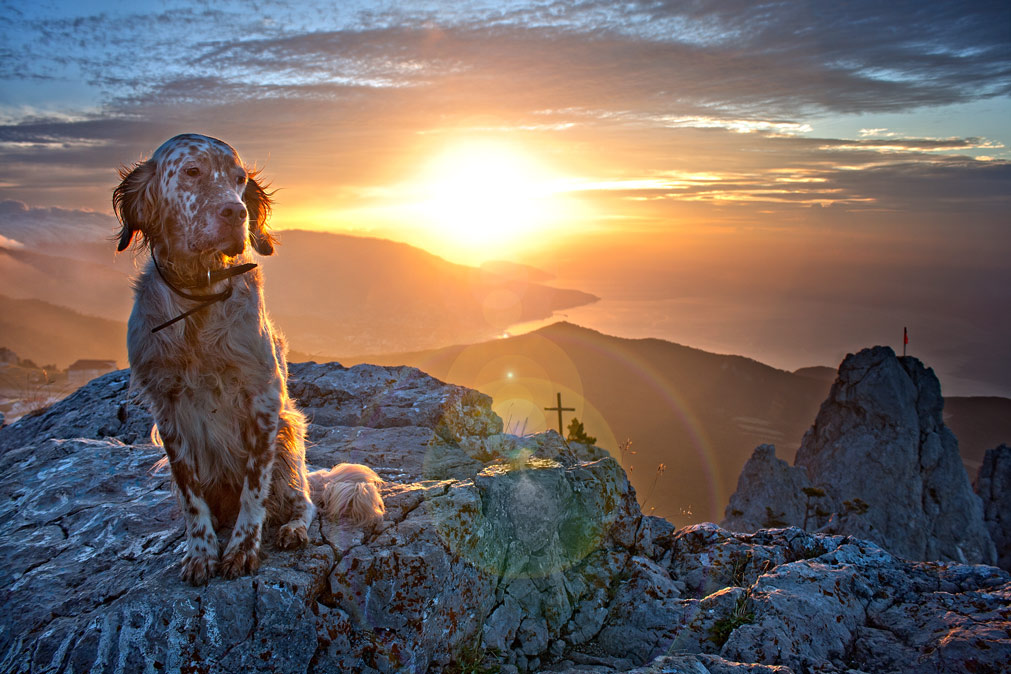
[276,522,309,550]
[180,551,219,586]
[220,545,261,579]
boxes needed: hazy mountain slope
[0,295,127,369]
[258,230,598,355]
[332,322,829,526]
[1,230,598,359]
[0,246,133,320]
[331,322,1011,528]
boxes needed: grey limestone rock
[721,445,811,533]
[721,346,997,566]
[975,444,1011,570]
[2,360,1009,673]
[0,369,153,454]
[0,363,642,673]
[588,525,1010,674]
[289,361,503,442]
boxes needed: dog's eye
[184,167,200,177]
[236,175,246,186]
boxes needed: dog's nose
[219,202,247,225]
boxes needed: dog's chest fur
[129,269,281,491]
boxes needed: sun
[412,140,568,262]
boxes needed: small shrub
[566,417,597,445]
[763,506,788,528]
[843,498,870,515]
[730,552,752,587]
[709,596,754,648]
[446,641,501,674]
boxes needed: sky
[1,0,1010,393]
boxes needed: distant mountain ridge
[0,294,127,369]
[3,297,1006,528]
[257,230,599,355]
[0,228,598,359]
[332,321,1011,527]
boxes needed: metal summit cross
[545,392,575,436]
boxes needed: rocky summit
[723,346,1000,568]
[1,359,1009,673]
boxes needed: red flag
[904,327,908,345]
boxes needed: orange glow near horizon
[283,136,593,266]
[406,139,590,264]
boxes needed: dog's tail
[308,463,385,526]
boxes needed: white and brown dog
[114,133,383,585]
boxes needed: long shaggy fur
[116,133,383,585]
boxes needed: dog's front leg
[220,399,280,578]
[162,434,219,585]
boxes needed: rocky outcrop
[975,444,1011,570]
[595,524,1009,674]
[721,445,812,532]
[2,361,1009,673]
[722,346,997,566]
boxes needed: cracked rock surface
[2,361,1009,673]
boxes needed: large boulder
[721,445,812,532]
[0,363,631,674]
[722,346,997,566]
[975,444,1011,570]
[2,361,1008,673]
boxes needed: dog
[114,133,384,585]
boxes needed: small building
[67,359,118,387]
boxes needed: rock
[289,361,503,442]
[0,369,153,453]
[721,445,811,533]
[721,346,997,566]
[975,444,1011,570]
[2,360,1009,674]
[0,364,643,673]
[588,526,1010,674]
[723,536,1011,674]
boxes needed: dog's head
[113,133,276,261]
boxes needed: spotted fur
[115,133,385,585]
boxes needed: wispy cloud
[3,2,1009,117]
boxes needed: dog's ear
[112,160,156,252]
[244,171,277,256]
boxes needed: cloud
[0,1,1008,231]
[0,233,23,249]
[3,1,1009,120]
[0,199,117,248]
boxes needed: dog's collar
[150,249,258,334]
